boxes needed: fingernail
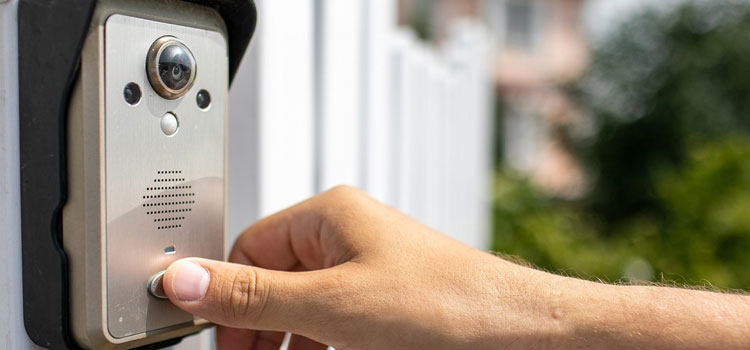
[171,260,210,302]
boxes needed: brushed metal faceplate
[104,15,227,338]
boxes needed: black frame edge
[19,2,98,347]
[185,0,258,85]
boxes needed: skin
[162,185,750,350]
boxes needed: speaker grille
[142,170,194,230]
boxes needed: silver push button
[147,270,168,299]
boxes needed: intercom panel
[63,1,227,348]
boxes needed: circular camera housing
[146,36,196,100]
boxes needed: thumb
[163,258,330,332]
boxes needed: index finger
[228,186,381,273]
[228,195,327,272]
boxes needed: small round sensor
[196,89,211,110]
[123,82,141,106]
[160,112,179,136]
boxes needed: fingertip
[164,258,210,303]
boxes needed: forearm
[484,258,750,350]
[562,278,750,349]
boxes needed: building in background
[399,0,658,199]
[484,0,588,198]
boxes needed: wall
[0,0,492,348]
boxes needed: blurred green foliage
[493,0,750,290]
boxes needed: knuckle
[323,186,370,210]
[326,185,362,199]
[220,268,268,325]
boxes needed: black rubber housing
[18,1,256,349]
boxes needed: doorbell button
[161,112,179,136]
[147,270,168,299]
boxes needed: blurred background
[396,0,750,291]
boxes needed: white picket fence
[226,0,493,250]
[0,0,493,348]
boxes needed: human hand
[162,186,750,350]
[162,186,566,349]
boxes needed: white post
[362,0,397,204]
[391,30,419,217]
[253,0,317,217]
[443,20,494,249]
[226,24,261,245]
[316,0,366,191]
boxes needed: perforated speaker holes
[142,170,195,230]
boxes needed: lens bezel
[146,36,196,100]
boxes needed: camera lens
[158,44,192,90]
[147,36,196,99]
[171,65,183,81]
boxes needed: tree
[494,0,750,290]
[572,0,750,226]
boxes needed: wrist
[482,260,585,350]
